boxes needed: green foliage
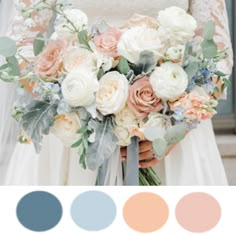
[117,56,130,75]
[72,126,89,169]
[152,138,168,158]
[184,56,199,80]
[203,21,215,40]
[165,124,187,144]
[201,39,217,59]
[33,33,45,56]
[0,37,17,57]
[86,117,118,170]
[132,50,156,75]
[78,30,93,51]
[21,101,58,152]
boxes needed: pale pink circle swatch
[123,192,169,233]
[175,192,221,233]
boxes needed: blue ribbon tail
[125,136,139,186]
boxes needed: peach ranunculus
[94,28,122,57]
[120,13,158,29]
[127,76,163,120]
[35,39,67,79]
[170,87,218,120]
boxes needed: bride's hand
[121,140,160,168]
[120,140,178,168]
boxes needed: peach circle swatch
[175,192,221,233]
[123,192,169,233]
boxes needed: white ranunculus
[117,26,164,63]
[96,71,129,115]
[54,9,88,35]
[63,47,97,73]
[61,69,99,107]
[150,62,188,101]
[51,113,81,147]
[157,6,197,45]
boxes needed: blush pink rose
[35,39,66,79]
[94,28,122,57]
[127,76,163,120]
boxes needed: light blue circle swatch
[71,191,117,231]
[16,191,62,232]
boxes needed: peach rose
[120,13,158,29]
[35,39,66,79]
[170,87,218,120]
[94,28,122,57]
[128,76,163,120]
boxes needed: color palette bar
[0,187,234,235]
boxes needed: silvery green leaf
[144,126,166,141]
[86,102,98,119]
[77,107,91,126]
[152,138,168,158]
[201,39,217,59]
[184,56,198,80]
[117,56,130,75]
[57,99,72,114]
[203,21,215,40]
[165,124,187,144]
[87,118,118,170]
[33,33,45,56]
[132,50,156,75]
[0,37,17,57]
[97,67,104,80]
[21,101,58,152]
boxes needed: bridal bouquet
[0,1,229,185]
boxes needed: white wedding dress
[1,0,233,185]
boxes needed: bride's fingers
[120,147,127,157]
[139,140,152,153]
[139,150,154,161]
[139,158,160,169]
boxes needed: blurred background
[213,0,236,185]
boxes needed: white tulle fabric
[3,0,233,185]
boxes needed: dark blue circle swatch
[71,191,117,231]
[16,191,62,232]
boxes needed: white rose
[54,9,88,35]
[96,71,129,115]
[114,126,132,146]
[157,7,197,45]
[62,69,99,107]
[51,113,81,147]
[115,106,138,128]
[117,26,164,63]
[63,47,97,72]
[150,62,188,101]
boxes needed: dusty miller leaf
[152,138,168,158]
[165,124,187,144]
[21,101,58,152]
[86,117,118,170]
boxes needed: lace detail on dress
[190,0,233,78]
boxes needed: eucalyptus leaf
[132,50,156,75]
[86,118,118,170]
[184,56,198,80]
[33,33,45,56]
[214,71,227,77]
[6,56,20,76]
[203,21,215,40]
[144,126,166,141]
[78,30,92,51]
[152,138,168,158]
[117,56,130,75]
[165,124,187,144]
[0,37,17,57]
[21,101,58,152]
[201,39,217,59]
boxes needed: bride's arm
[7,0,56,94]
[190,0,233,98]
